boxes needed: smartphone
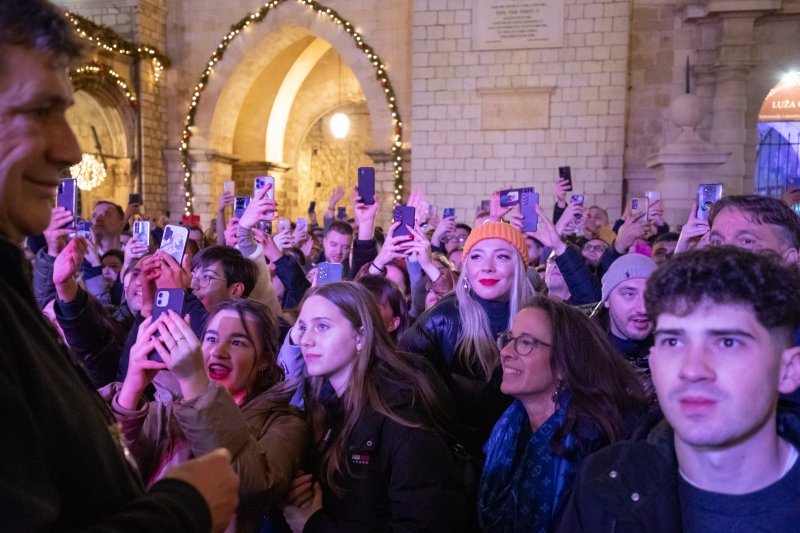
[234,196,251,218]
[277,218,291,233]
[630,197,649,220]
[254,176,275,200]
[570,194,585,220]
[309,200,316,212]
[786,177,800,192]
[337,207,347,220]
[317,262,343,285]
[696,184,724,221]
[160,224,189,265]
[480,200,491,212]
[296,218,308,231]
[520,191,539,232]
[149,289,187,362]
[57,178,78,229]
[358,167,376,205]
[257,220,272,233]
[76,220,93,239]
[393,205,416,237]
[128,193,142,206]
[500,187,534,208]
[223,181,235,195]
[133,220,151,247]
[558,166,573,191]
[443,208,456,219]
[644,190,661,204]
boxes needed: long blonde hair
[455,247,535,379]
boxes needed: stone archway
[176,1,399,224]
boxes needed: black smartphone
[149,289,187,362]
[480,200,491,212]
[443,208,456,219]
[257,221,272,233]
[337,207,347,220]
[309,200,316,212]
[133,220,151,247]
[520,191,539,232]
[57,178,78,229]
[558,166,573,191]
[317,262,343,285]
[696,184,723,221]
[160,224,189,265]
[393,205,416,237]
[129,193,142,205]
[358,167,376,205]
[499,187,534,208]
[234,196,251,219]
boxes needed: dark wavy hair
[645,246,800,342]
[202,299,282,400]
[0,0,81,66]
[300,282,451,495]
[708,194,800,250]
[520,296,649,457]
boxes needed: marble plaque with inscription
[473,0,564,50]
[480,88,553,130]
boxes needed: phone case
[160,225,189,265]
[358,167,376,205]
[149,289,187,362]
[234,196,251,218]
[631,197,649,220]
[443,208,456,219]
[133,221,151,246]
[559,166,573,191]
[337,207,347,220]
[393,205,416,237]
[521,191,539,232]
[317,262,343,285]
[277,219,291,233]
[696,184,723,221]
[57,178,78,229]
[129,193,142,205]
[223,181,235,195]
[296,218,308,230]
[254,176,275,200]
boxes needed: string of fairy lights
[64,11,169,82]
[69,62,138,106]
[178,0,405,215]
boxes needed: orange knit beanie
[462,221,529,267]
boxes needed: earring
[551,379,565,405]
[463,279,470,291]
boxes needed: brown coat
[103,379,310,532]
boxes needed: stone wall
[411,0,632,221]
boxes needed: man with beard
[593,253,657,373]
[557,247,800,532]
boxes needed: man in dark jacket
[558,247,800,531]
[0,2,238,530]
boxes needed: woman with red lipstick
[108,299,310,532]
[280,282,466,532]
[480,297,648,532]
[399,221,536,457]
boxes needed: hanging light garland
[69,62,137,106]
[178,0,405,215]
[64,11,170,83]
[70,153,107,191]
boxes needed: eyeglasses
[497,331,551,356]
[191,273,225,288]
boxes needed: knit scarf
[478,398,575,533]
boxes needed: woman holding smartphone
[108,299,309,532]
[280,282,465,532]
[399,222,535,457]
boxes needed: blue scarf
[478,397,576,533]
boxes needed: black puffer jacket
[398,293,512,455]
[305,380,466,532]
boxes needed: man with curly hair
[558,247,800,532]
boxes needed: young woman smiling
[107,299,309,532]
[399,222,536,456]
[280,282,466,532]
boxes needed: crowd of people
[4,1,800,532]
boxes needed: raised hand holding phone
[118,315,168,409]
[153,310,208,401]
[239,183,277,231]
[45,206,76,257]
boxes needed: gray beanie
[601,253,657,302]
